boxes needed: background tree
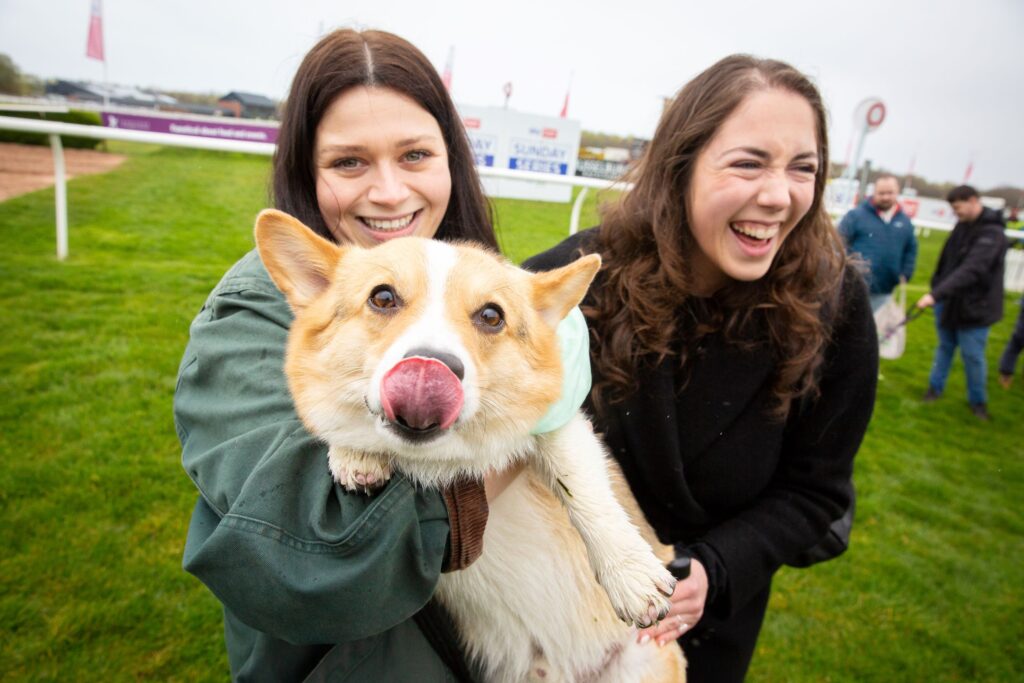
[0,53,25,95]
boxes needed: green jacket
[175,249,464,682]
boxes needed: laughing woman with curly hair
[526,55,878,682]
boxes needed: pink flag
[441,46,454,92]
[86,0,104,62]
[559,72,573,118]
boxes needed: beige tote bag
[876,283,907,360]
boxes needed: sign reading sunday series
[459,104,581,203]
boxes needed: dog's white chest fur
[434,418,682,683]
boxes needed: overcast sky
[2,0,1022,189]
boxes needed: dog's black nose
[403,347,465,380]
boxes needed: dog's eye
[474,304,505,332]
[369,285,399,312]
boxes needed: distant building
[44,79,180,110]
[575,141,648,181]
[46,79,105,102]
[217,91,278,119]
[629,138,648,161]
[159,101,234,117]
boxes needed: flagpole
[101,0,108,108]
[87,0,108,106]
[963,152,975,185]
[560,71,573,118]
[442,46,454,92]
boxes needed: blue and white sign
[470,134,497,167]
[458,104,581,202]
[508,138,571,175]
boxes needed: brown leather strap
[440,477,489,572]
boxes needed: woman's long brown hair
[591,55,847,416]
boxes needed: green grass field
[1,143,1021,682]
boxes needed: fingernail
[639,634,650,645]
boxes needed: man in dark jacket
[916,185,1008,420]
[839,175,918,311]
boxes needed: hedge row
[0,110,103,149]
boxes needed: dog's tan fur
[256,209,686,682]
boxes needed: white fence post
[569,186,589,235]
[49,134,68,261]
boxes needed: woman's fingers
[636,558,708,644]
[655,615,692,645]
[636,605,700,643]
[636,615,694,645]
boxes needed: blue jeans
[928,302,991,405]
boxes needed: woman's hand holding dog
[637,558,708,647]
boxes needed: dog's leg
[531,414,676,629]
[328,445,391,494]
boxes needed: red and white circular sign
[866,101,886,129]
[853,97,886,133]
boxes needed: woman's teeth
[730,222,778,240]
[363,213,416,231]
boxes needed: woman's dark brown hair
[272,29,497,249]
[591,54,846,415]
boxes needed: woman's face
[686,88,819,294]
[314,86,452,246]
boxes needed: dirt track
[0,142,127,201]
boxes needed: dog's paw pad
[328,450,391,494]
[599,558,676,629]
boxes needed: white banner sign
[458,104,581,203]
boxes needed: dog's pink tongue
[380,357,464,430]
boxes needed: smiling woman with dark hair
[174,29,515,682]
[271,29,496,249]
[526,54,878,682]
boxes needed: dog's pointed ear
[254,209,347,310]
[530,254,601,328]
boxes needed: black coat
[525,230,878,618]
[930,206,1008,328]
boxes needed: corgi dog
[255,209,686,683]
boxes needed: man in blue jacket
[839,174,918,312]
[916,185,1009,421]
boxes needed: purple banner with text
[101,112,278,143]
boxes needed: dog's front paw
[599,552,677,629]
[328,447,391,494]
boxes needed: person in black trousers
[998,293,1024,388]
[525,55,876,682]
[915,185,1008,420]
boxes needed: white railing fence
[0,115,632,258]
[1,114,1021,291]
